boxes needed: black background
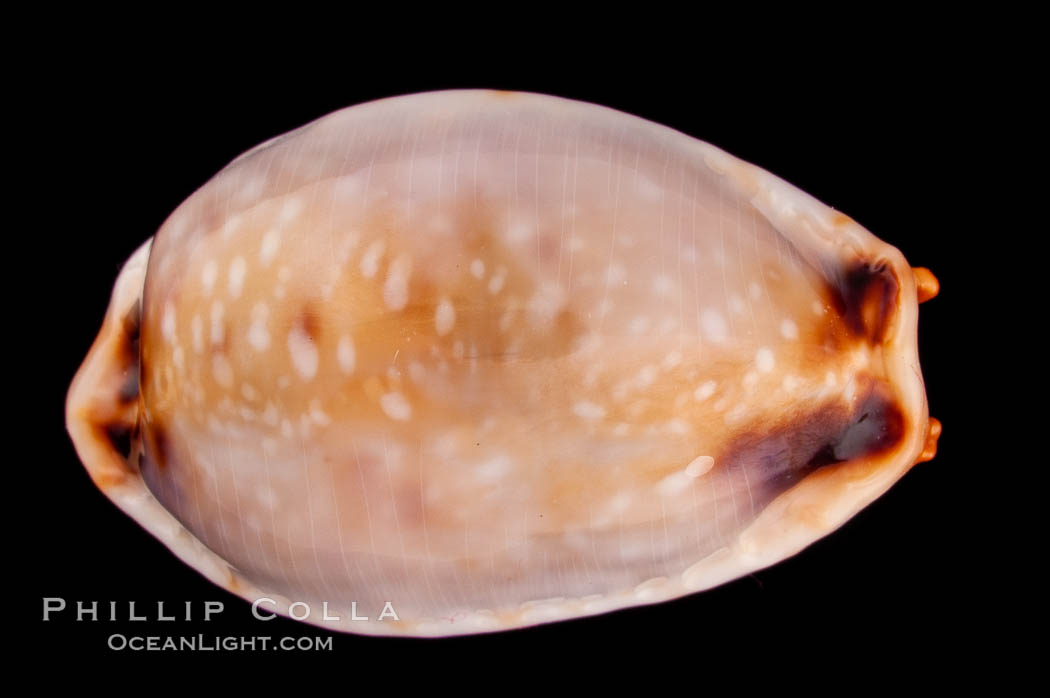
[20,37,995,674]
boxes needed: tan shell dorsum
[66,89,939,637]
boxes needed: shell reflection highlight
[66,90,939,636]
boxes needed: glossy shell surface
[67,90,939,636]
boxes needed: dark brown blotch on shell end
[117,367,139,406]
[119,299,141,361]
[827,261,900,346]
[116,300,141,405]
[101,423,133,461]
[718,380,906,503]
[93,298,142,469]
[142,420,172,471]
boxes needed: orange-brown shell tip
[912,267,940,303]
[915,417,942,464]
[831,211,855,227]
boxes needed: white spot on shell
[652,274,673,297]
[287,325,318,380]
[212,354,234,388]
[602,493,633,518]
[498,309,515,332]
[470,259,485,279]
[701,310,728,343]
[756,347,774,373]
[337,335,356,375]
[636,365,658,388]
[191,314,204,354]
[573,401,606,420]
[221,213,244,240]
[488,267,507,294]
[279,198,303,224]
[435,297,456,336]
[247,303,271,351]
[636,177,664,201]
[844,379,857,404]
[685,455,715,478]
[657,471,692,496]
[505,220,532,243]
[725,404,748,423]
[475,456,511,483]
[574,332,602,355]
[228,257,246,298]
[780,319,799,341]
[665,418,689,435]
[309,399,331,426]
[606,264,626,284]
[239,177,264,202]
[210,302,225,345]
[694,380,717,401]
[409,361,425,383]
[201,260,218,295]
[635,577,670,600]
[380,392,412,421]
[360,240,385,278]
[161,303,176,343]
[527,282,566,327]
[657,317,678,335]
[682,547,734,591]
[382,254,412,311]
[629,316,650,334]
[260,229,281,267]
